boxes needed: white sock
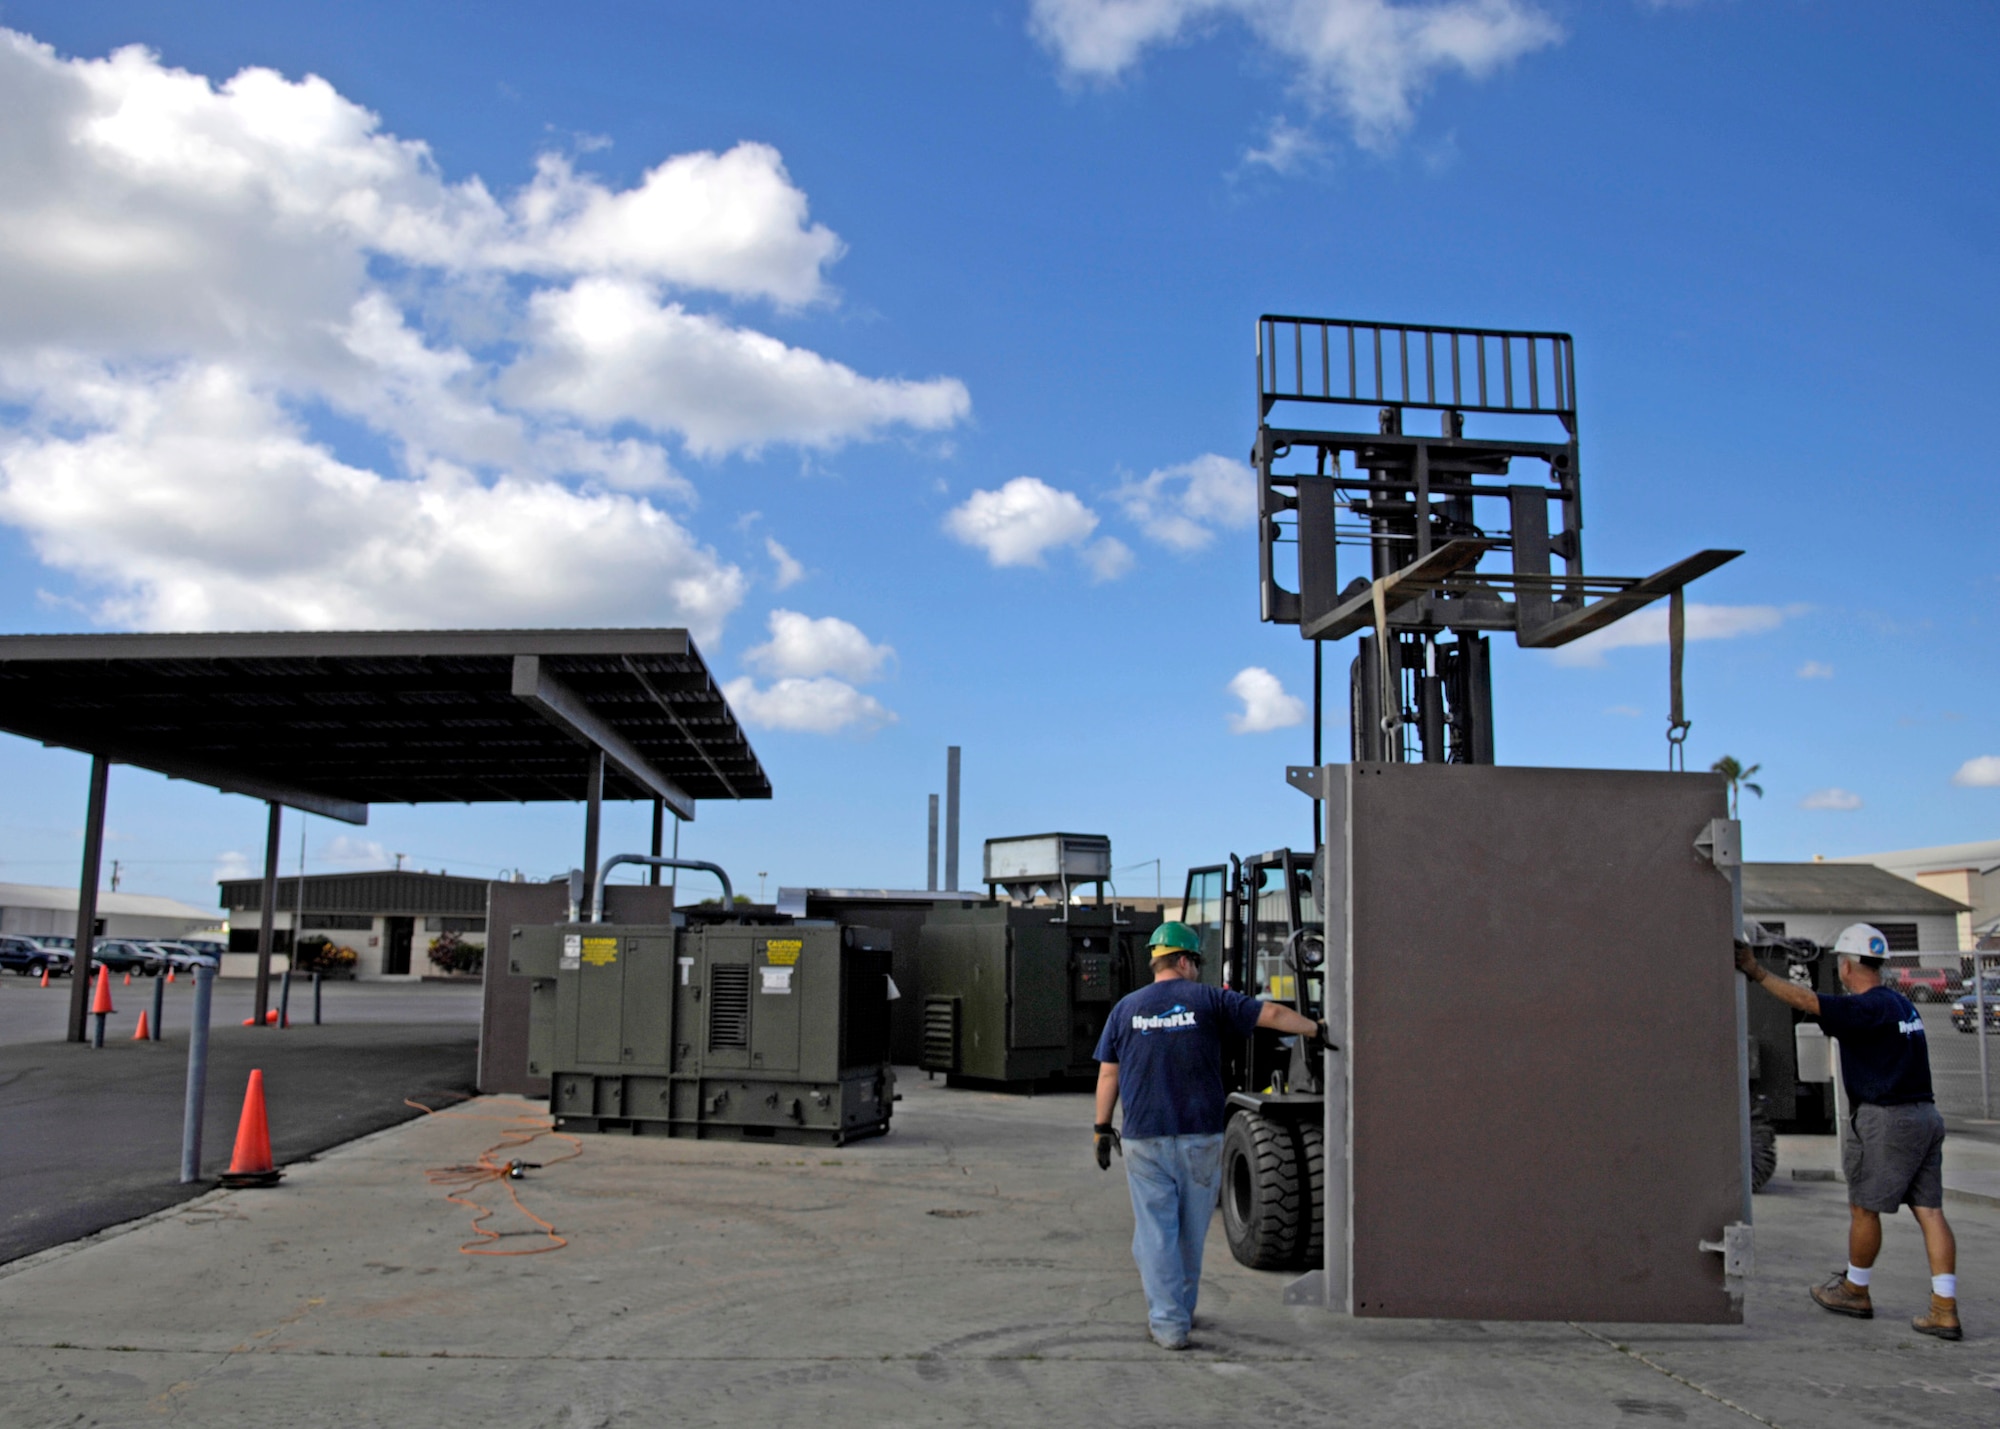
[1845,1263,1872,1287]
[1933,1274,1957,1299]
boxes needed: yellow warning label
[764,939,803,966]
[581,937,619,967]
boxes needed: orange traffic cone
[167,969,176,984]
[122,971,131,986]
[218,1069,282,1188]
[38,967,48,988]
[133,1009,151,1040]
[89,965,115,1048]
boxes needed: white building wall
[1757,911,1960,951]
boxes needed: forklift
[1181,850,1329,1270]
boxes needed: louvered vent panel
[920,996,959,1073]
[708,964,751,1050]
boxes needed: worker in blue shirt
[1093,921,1327,1350]
[1737,922,1959,1340]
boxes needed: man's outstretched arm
[1257,1000,1328,1041]
[1736,942,1820,1015]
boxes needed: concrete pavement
[0,1072,1995,1427]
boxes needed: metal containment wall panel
[1331,763,1742,1322]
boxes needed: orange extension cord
[405,1099,584,1257]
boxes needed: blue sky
[0,1,1994,914]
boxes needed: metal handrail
[1258,315,1576,419]
[591,854,734,922]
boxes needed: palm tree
[1710,755,1764,819]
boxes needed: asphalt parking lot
[0,974,482,1045]
[0,979,479,1265]
[0,1074,1995,1428]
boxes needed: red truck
[1886,967,1954,1003]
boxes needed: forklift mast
[1252,316,1738,766]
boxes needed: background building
[0,881,216,941]
[1743,862,1967,951]
[216,869,495,980]
[1828,839,2000,950]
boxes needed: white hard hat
[1832,923,1889,961]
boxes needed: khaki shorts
[1844,1101,1946,1212]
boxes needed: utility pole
[110,860,122,893]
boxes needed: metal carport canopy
[0,628,770,826]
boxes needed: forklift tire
[1750,1102,1778,1194]
[1222,1111,1305,1270]
[1294,1118,1325,1269]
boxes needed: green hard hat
[1148,921,1201,955]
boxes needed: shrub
[293,935,358,977]
[427,931,485,976]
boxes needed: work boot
[1911,1294,1962,1341]
[1810,1272,1873,1319]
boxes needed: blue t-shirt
[1094,979,1267,1139]
[1814,984,1932,1107]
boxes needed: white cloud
[1029,0,1563,149]
[1243,116,1325,173]
[744,609,893,682]
[495,146,843,304]
[212,850,252,883]
[0,364,746,634]
[722,675,895,734]
[1800,788,1862,811]
[503,279,969,458]
[1797,660,1834,679]
[1113,453,1256,551]
[1084,536,1137,582]
[1228,665,1307,733]
[1953,756,2000,789]
[318,834,389,868]
[1549,603,1801,668]
[944,476,1101,567]
[0,30,966,631]
[766,537,805,590]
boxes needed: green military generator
[511,916,896,1144]
[916,902,1158,1088]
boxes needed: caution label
[763,939,803,966]
[560,934,581,970]
[581,937,619,967]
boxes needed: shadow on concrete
[0,1023,477,1265]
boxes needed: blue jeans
[1123,1133,1224,1342]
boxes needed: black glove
[1309,1019,1338,1053]
[1093,1122,1122,1171]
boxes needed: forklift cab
[1181,850,1325,1097]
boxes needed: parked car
[1887,967,1955,1003]
[91,940,164,976]
[148,941,219,973]
[1949,976,2000,1034]
[0,935,66,976]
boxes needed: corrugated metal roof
[1743,862,1969,916]
[218,869,494,916]
[1826,838,2000,876]
[0,882,215,920]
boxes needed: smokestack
[945,746,961,892]
[927,794,940,892]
